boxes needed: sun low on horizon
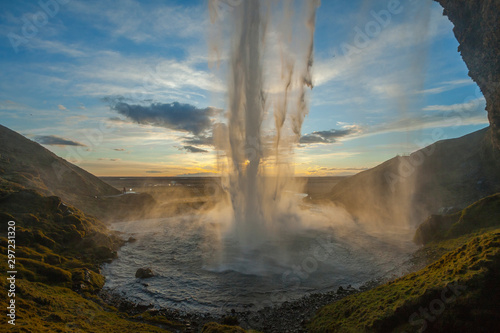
[0,0,489,177]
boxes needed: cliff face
[435,0,500,150]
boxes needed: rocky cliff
[435,0,500,150]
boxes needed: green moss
[17,258,73,284]
[0,187,165,332]
[414,193,500,245]
[0,279,168,332]
[72,268,106,292]
[133,311,185,329]
[202,322,248,333]
[446,193,500,238]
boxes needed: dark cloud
[113,148,126,151]
[299,134,328,144]
[108,117,127,123]
[182,145,208,153]
[146,171,163,174]
[299,128,357,144]
[183,135,214,146]
[105,98,220,135]
[35,135,86,147]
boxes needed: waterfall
[209,0,321,273]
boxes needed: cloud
[182,134,214,146]
[300,128,359,144]
[182,145,208,153]
[67,0,206,43]
[146,170,163,174]
[305,166,368,176]
[106,99,221,135]
[0,100,30,111]
[423,97,486,112]
[328,167,368,171]
[58,105,67,111]
[28,40,87,58]
[362,112,488,138]
[418,79,475,95]
[35,135,86,146]
[113,148,126,151]
[98,158,121,161]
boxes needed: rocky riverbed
[99,279,383,332]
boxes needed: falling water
[209,0,321,272]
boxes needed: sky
[0,0,489,177]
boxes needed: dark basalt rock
[135,267,155,279]
[435,0,500,150]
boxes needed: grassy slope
[414,193,500,246]
[0,280,166,332]
[200,322,262,333]
[0,181,172,332]
[309,194,500,332]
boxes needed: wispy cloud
[182,145,208,153]
[423,97,485,112]
[312,2,452,113]
[300,127,360,144]
[67,54,224,98]
[35,135,86,146]
[182,135,214,146]
[28,40,87,58]
[67,0,207,43]
[418,79,475,95]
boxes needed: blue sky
[0,0,489,176]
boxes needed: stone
[135,267,155,279]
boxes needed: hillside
[323,127,500,227]
[0,124,156,220]
[0,182,177,332]
[309,193,500,332]
[0,124,119,198]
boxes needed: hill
[322,127,500,227]
[0,124,156,220]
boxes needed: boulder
[135,267,155,279]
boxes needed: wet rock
[135,267,155,279]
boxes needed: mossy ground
[414,193,500,246]
[0,184,173,332]
[309,193,500,333]
[201,322,262,333]
[0,278,167,332]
